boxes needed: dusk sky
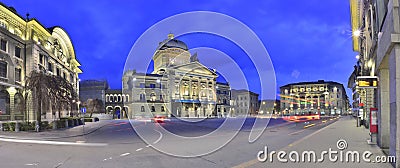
[2,0,357,99]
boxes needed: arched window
[140,93,145,101]
[14,93,24,114]
[0,90,10,115]
[109,95,113,102]
[150,93,156,101]
[161,106,165,112]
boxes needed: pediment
[173,62,217,76]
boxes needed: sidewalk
[252,116,394,168]
[0,120,110,140]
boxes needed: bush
[84,118,93,122]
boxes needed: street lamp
[353,30,361,37]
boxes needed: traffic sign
[81,108,86,114]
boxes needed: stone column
[6,87,17,121]
[377,68,390,149]
[389,44,400,167]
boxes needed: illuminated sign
[357,76,378,88]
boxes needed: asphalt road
[0,117,337,168]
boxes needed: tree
[83,99,104,117]
[25,71,77,128]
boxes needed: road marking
[24,163,38,166]
[136,148,143,152]
[120,153,130,157]
[0,137,108,147]
[146,144,152,147]
[153,129,163,144]
[233,119,337,168]
[75,141,86,143]
[103,157,113,161]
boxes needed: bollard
[15,122,20,132]
[52,121,57,129]
[35,123,40,132]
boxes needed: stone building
[280,80,349,116]
[123,34,219,118]
[0,3,81,121]
[79,80,109,105]
[230,89,259,116]
[349,0,400,166]
[259,99,280,115]
[216,82,231,117]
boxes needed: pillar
[377,68,390,149]
[389,44,400,167]
[6,87,17,121]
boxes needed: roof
[280,80,345,88]
[157,34,188,51]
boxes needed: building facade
[280,80,349,116]
[349,0,400,166]
[123,34,220,118]
[216,82,231,117]
[259,99,280,115]
[0,3,81,121]
[79,80,109,105]
[105,89,129,119]
[230,89,259,116]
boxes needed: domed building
[123,34,231,118]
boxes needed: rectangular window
[39,54,44,65]
[0,61,7,78]
[141,106,145,112]
[48,62,53,72]
[151,106,155,112]
[140,83,145,88]
[1,39,7,51]
[15,68,21,82]
[161,106,165,112]
[15,46,21,58]
[63,72,66,79]
[150,84,156,88]
[56,68,60,76]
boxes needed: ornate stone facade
[280,80,349,116]
[0,3,81,121]
[123,34,221,118]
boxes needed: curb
[0,122,109,140]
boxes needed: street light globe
[355,55,360,59]
[353,30,361,37]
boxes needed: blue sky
[3,0,357,99]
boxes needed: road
[0,117,338,168]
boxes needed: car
[151,116,165,123]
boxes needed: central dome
[157,33,188,51]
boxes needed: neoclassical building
[280,80,349,116]
[123,34,220,118]
[0,3,81,121]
